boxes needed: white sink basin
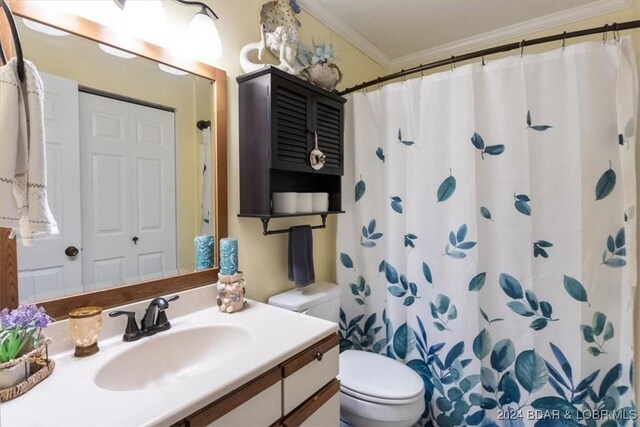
[94,325,252,391]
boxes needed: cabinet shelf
[237,211,345,219]
[238,211,344,236]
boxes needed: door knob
[65,246,79,257]
[132,236,139,245]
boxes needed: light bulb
[186,9,222,64]
[122,0,167,46]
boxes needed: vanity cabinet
[182,333,340,427]
[237,67,346,217]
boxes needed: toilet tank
[268,282,342,323]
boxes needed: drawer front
[282,379,340,427]
[187,367,281,427]
[209,382,281,427]
[300,389,340,427]
[283,346,339,414]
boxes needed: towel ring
[0,0,25,82]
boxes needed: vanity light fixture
[113,0,222,63]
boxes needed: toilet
[269,282,425,427]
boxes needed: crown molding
[297,0,391,68]
[299,0,632,70]
[390,0,632,69]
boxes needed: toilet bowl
[268,283,425,427]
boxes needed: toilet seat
[340,383,423,405]
[339,350,424,402]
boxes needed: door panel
[81,94,134,289]
[17,73,82,302]
[129,102,177,277]
[80,93,177,288]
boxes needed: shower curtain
[337,38,638,426]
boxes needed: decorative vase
[216,271,246,313]
[0,362,30,389]
[307,63,343,92]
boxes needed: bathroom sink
[94,325,252,391]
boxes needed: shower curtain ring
[562,31,567,50]
[603,23,609,43]
[520,39,526,57]
[613,22,620,42]
[481,55,485,66]
[450,56,455,71]
[420,65,424,77]
[377,77,382,90]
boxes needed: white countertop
[0,285,338,427]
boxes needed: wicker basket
[0,337,55,402]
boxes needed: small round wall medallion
[310,132,326,170]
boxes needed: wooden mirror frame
[0,0,227,318]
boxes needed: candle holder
[68,307,103,357]
[216,271,246,313]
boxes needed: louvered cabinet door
[271,79,313,172]
[313,96,343,175]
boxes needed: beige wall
[197,1,387,302]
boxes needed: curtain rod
[339,20,640,95]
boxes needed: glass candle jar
[69,307,103,357]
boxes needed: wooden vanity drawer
[282,334,339,415]
[282,379,340,427]
[186,367,281,427]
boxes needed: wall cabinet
[237,67,346,218]
[177,333,340,427]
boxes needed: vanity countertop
[0,285,338,426]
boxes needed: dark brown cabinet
[238,67,346,218]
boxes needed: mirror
[17,18,215,302]
[0,1,227,318]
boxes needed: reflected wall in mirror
[0,0,227,318]
[16,18,217,303]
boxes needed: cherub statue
[239,0,303,75]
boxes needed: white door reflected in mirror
[17,73,83,300]
[18,77,178,302]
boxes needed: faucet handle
[109,310,142,341]
[166,295,179,304]
[154,295,179,330]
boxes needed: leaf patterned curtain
[337,38,638,427]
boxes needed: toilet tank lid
[268,282,342,312]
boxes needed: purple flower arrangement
[0,304,51,363]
